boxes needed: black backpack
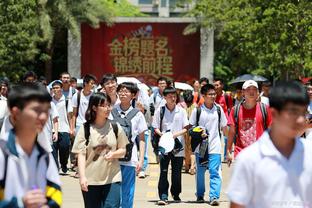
[111,108,140,161]
[151,106,166,152]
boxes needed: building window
[139,0,153,4]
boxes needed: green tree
[0,0,41,82]
[0,0,143,82]
[184,0,312,82]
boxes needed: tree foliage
[0,0,143,82]
[184,0,312,82]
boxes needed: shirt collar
[259,131,302,157]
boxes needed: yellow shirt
[72,122,128,185]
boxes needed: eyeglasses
[118,90,131,95]
[206,93,216,97]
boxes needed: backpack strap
[76,91,81,118]
[111,122,118,139]
[125,108,140,121]
[233,102,242,145]
[159,106,166,132]
[215,104,222,139]
[84,122,91,146]
[259,102,268,130]
[0,140,9,194]
[195,107,201,126]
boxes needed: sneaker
[210,198,220,206]
[196,196,205,203]
[157,199,168,206]
[173,195,181,202]
[138,171,145,179]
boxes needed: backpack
[111,108,140,161]
[233,102,268,144]
[195,104,222,138]
[151,106,165,151]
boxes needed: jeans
[195,153,222,201]
[158,153,184,200]
[142,130,149,171]
[82,182,121,208]
[120,165,136,208]
[52,132,70,171]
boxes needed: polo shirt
[52,95,73,133]
[152,105,189,157]
[189,103,227,154]
[227,131,312,208]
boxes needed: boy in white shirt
[111,82,147,208]
[152,87,189,205]
[227,81,312,208]
[189,84,227,206]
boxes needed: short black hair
[157,77,168,84]
[8,83,52,110]
[213,78,224,84]
[60,72,71,78]
[70,77,77,82]
[117,82,138,95]
[163,87,177,96]
[85,92,111,124]
[101,73,117,86]
[199,77,209,84]
[22,71,37,82]
[52,80,63,88]
[183,90,194,105]
[83,74,96,86]
[269,81,309,111]
[201,83,215,95]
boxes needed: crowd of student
[0,70,311,208]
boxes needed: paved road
[61,142,232,208]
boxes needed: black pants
[52,132,70,171]
[82,183,121,208]
[158,153,184,200]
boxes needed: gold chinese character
[162,56,173,75]
[123,37,140,57]
[113,56,128,73]
[141,38,155,57]
[108,39,123,56]
[155,37,168,57]
[142,57,156,74]
[128,56,142,73]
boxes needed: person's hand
[136,161,143,173]
[80,176,88,192]
[23,189,47,208]
[70,129,75,137]
[52,132,58,142]
[226,151,233,167]
[104,151,114,162]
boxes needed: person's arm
[230,202,245,208]
[136,132,145,173]
[172,128,187,139]
[77,153,88,192]
[52,117,59,142]
[70,107,77,136]
[226,125,235,167]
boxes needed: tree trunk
[44,46,54,82]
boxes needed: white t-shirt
[43,102,59,144]
[152,105,189,157]
[189,104,227,154]
[149,91,166,112]
[52,95,73,133]
[261,96,270,106]
[227,131,312,208]
[0,99,8,121]
[0,116,53,152]
[71,90,92,126]
[305,101,312,139]
[114,105,148,167]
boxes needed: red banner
[81,22,200,85]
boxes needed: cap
[242,80,258,89]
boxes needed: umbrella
[117,76,141,84]
[174,82,193,91]
[229,74,268,85]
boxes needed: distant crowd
[0,71,311,208]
